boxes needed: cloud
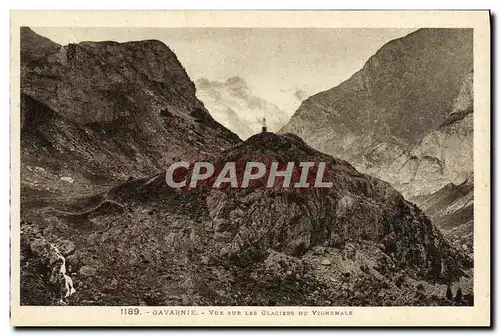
[294,89,309,102]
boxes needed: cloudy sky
[33,27,416,114]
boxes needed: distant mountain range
[196,77,291,139]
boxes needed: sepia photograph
[10,10,490,327]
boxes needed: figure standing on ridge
[262,116,267,133]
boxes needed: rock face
[196,77,290,139]
[280,28,473,198]
[20,28,240,193]
[363,70,473,198]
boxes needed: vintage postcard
[10,10,490,327]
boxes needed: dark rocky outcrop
[21,132,471,306]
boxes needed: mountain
[196,77,290,139]
[21,132,472,306]
[280,28,473,199]
[20,28,240,196]
[21,27,61,64]
[361,69,473,198]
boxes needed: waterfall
[50,243,76,301]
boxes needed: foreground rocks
[20,133,472,306]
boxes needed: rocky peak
[226,75,248,87]
[22,35,202,124]
[20,29,239,188]
[20,27,61,64]
[112,132,469,283]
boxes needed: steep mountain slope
[21,132,472,306]
[280,28,473,198]
[412,176,474,256]
[196,77,290,139]
[20,28,240,195]
[362,70,473,198]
